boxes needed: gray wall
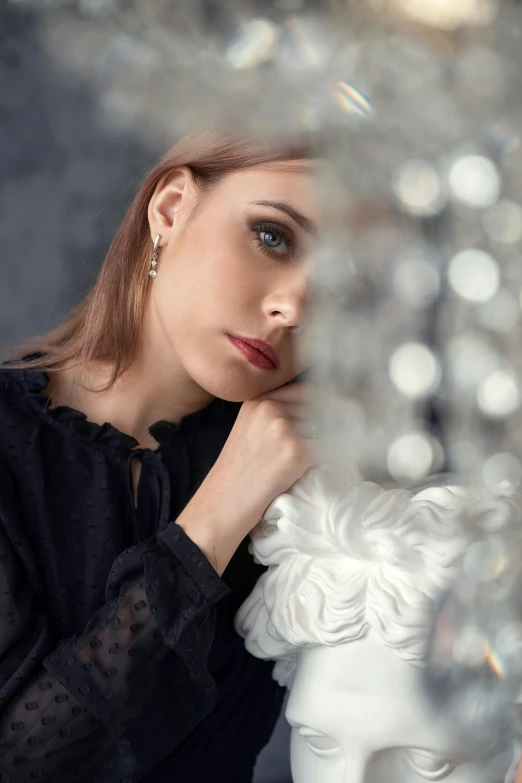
[0,4,291,780]
[0,5,151,352]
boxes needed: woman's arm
[0,515,230,781]
[0,380,315,780]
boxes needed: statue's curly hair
[234,465,521,688]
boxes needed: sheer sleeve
[0,517,230,782]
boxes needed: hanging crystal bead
[150,251,158,277]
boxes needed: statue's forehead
[293,636,418,693]
[288,644,468,761]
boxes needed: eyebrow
[252,199,317,238]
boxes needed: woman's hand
[515,756,522,782]
[175,382,318,574]
[211,381,317,522]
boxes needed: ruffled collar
[6,361,237,452]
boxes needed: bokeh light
[225,18,279,70]
[448,155,501,209]
[392,159,446,217]
[482,452,522,494]
[387,431,443,480]
[389,342,441,399]
[477,368,521,418]
[448,249,500,303]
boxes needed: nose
[263,264,310,330]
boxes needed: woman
[0,131,320,782]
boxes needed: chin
[195,366,283,402]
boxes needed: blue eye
[251,221,293,258]
[263,230,286,250]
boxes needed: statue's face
[285,632,501,783]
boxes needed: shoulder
[0,362,50,429]
[0,367,34,519]
[0,364,59,486]
[0,364,62,534]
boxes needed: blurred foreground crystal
[302,1,522,490]
[424,508,522,758]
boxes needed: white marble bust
[235,466,521,783]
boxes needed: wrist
[175,499,245,577]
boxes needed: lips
[228,335,280,370]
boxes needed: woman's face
[147,160,319,401]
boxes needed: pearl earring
[149,234,161,278]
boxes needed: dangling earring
[149,234,161,278]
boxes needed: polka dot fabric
[0,363,284,781]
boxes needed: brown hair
[6,129,314,388]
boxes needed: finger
[515,757,522,783]
[278,402,312,421]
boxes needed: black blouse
[0,362,284,782]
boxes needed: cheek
[197,226,271,290]
[153,232,268,336]
[199,247,265,315]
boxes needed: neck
[46,340,215,450]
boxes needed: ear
[147,166,197,245]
